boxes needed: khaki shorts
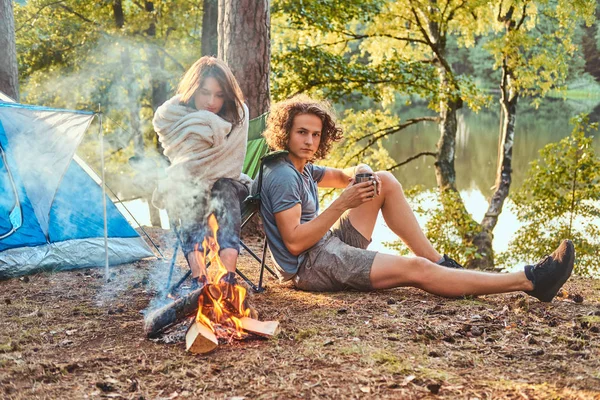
[293,215,377,292]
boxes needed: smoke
[19,36,184,202]
[11,35,242,311]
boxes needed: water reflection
[386,97,600,191]
[373,97,600,260]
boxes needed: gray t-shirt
[253,156,326,281]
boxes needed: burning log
[186,321,218,354]
[144,287,204,338]
[146,213,281,352]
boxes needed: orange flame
[194,214,255,340]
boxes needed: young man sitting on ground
[253,95,574,302]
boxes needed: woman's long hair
[177,56,245,127]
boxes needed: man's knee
[375,171,402,193]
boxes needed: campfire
[144,214,279,354]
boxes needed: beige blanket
[153,95,249,185]
[152,95,250,210]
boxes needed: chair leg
[257,238,269,291]
[162,241,180,299]
[240,240,277,278]
[235,268,262,293]
[167,269,192,296]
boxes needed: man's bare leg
[370,253,534,296]
[347,171,442,262]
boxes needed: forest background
[1,0,600,275]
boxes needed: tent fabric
[0,237,152,279]
[0,102,153,279]
[0,91,15,102]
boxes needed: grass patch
[416,366,453,382]
[295,329,318,341]
[337,344,364,356]
[370,350,411,374]
[577,315,600,324]
[454,297,489,307]
[0,342,15,353]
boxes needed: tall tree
[469,0,595,269]
[202,0,218,56]
[218,0,270,118]
[0,0,19,100]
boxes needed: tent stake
[98,106,109,281]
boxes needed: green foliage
[271,46,439,103]
[326,109,399,170]
[271,0,492,110]
[499,114,600,276]
[13,0,202,194]
[484,0,596,101]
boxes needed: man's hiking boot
[524,239,575,302]
[439,254,463,269]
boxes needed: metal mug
[354,172,377,197]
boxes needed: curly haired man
[252,95,574,301]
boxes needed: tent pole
[98,108,109,281]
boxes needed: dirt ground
[1,228,600,399]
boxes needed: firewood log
[144,287,204,337]
[240,317,280,338]
[186,321,218,354]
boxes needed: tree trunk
[217,0,270,237]
[434,97,459,191]
[582,8,600,82]
[144,1,167,227]
[218,0,270,118]
[202,0,218,56]
[112,0,124,28]
[0,0,19,101]
[469,62,518,270]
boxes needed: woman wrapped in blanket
[153,56,249,289]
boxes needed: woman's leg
[178,191,209,280]
[209,178,249,273]
[167,181,211,280]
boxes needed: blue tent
[0,97,153,279]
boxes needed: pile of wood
[144,285,279,354]
[186,317,280,353]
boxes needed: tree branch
[58,4,100,25]
[341,117,439,168]
[354,116,439,142]
[515,3,529,30]
[387,152,437,171]
[285,76,433,100]
[339,31,429,45]
[16,0,67,32]
[408,2,453,75]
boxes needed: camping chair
[162,114,279,296]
